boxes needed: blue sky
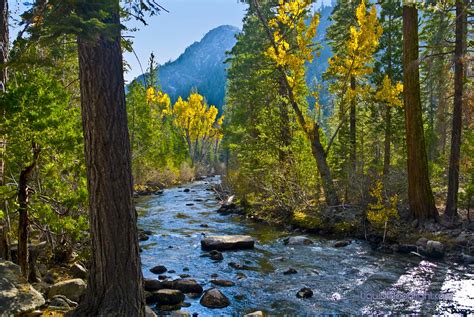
[8,0,332,82]
[122,0,249,82]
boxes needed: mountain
[133,5,334,112]
[136,25,240,110]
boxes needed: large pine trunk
[73,3,145,316]
[445,0,467,219]
[402,4,438,222]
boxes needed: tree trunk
[0,0,7,87]
[73,3,145,315]
[383,105,392,176]
[17,143,40,279]
[402,3,438,221]
[309,126,340,207]
[0,0,9,261]
[445,0,467,219]
[349,76,356,171]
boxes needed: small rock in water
[228,262,253,270]
[171,311,191,317]
[183,267,190,272]
[210,273,219,278]
[244,311,265,317]
[158,275,168,280]
[234,294,246,301]
[172,279,203,294]
[296,287,313,299]
[146,289,184,306]
[186,203,194,206]
[283,268,298,275]
[208,250,224,261]
[211,280,235,287]
[200,224,209,228]
[200,288,230,308]
[284,236,314,246]
[333,240,351,248]
[150,265,167,275]
[183,188,191,193]
[236,273,247,280]
[168,270,176,274]
[179,274,191,278]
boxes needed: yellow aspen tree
[253,0,340,207]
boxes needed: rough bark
[0,0,9,261]
[73,3,145,316]
[402,3,438,221]
[445,0,467,219]
[0,0,7,87]
[18,143,40,279]
[383,105,392,176]
[349,76,356,171]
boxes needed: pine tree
[402,0,438,222]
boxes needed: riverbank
[212,180,474,265]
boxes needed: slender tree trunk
[445,0,467,219]
[0,0,9,261]
[73,2,145,315]
[402,3,438,222]
[349,76,356,171]
[278,79,291,162]
[383,105,392,176]
[17,144,40,279]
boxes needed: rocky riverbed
[137,176,474,315]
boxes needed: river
[137,176,474,316]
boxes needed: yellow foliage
[376,75,404,107]
[327,0,383,80]
[266,0,319,92]
[367,180,399,238]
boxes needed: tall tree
[445,0,468,220]
[253,0,340,207]
[0,0,9,260]
[402,0,438,222]
[73,2,144,314]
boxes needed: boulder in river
[150,265,168,274]
[283,268,298,275]
[284,236,314,246]
[425,240,444,259]
[200,288,230,308]
[333,240,351,248]
[47,278,86,303]
[201,235,255,251]
[244,311,265,317]
[172,279,203,294]
[144,279,165,292]
[296,287,313,299]
[146,289,184,306]
[211,279,235,287]
[0,261,45,315]
[202,250,224,261]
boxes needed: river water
[137,176,474,316]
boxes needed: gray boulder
[172,279,203,294]
[200,288,230,308]
[0,261,45,315]
[47,278,86,302]
[146,289,184,306]
[425,240,445,259]
[284,236,314,246]
[201,235,255,251]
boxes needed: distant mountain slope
[133,5,334,112]
[136,25,240,110]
